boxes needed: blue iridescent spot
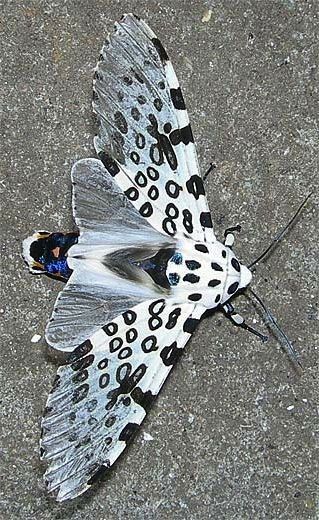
[171,252,183,265]
[168,272,180,286]
[44,257,73,279]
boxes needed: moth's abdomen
[22,231,78,281]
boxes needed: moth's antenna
[248,193,313,270]
[248,288,302,370]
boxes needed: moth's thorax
[166,238,252,308]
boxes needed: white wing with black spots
[93,13,216,243]
[41,300,204,501]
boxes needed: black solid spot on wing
[165,308,181,329]
[185,260,201,270]
[222,250,227,258]
[105,415,116,427]
[147,166,159,181]
[117,91,124,102]
[208,279,221,287]
[131,68,144,85]
[139,202,153,218]
[165,203,179,219]
[131,387,156,410]
[183,273,200,284]
[99,373,110,389]
[126,328,138,343]
[98,152,120,177]
[186,175,205,200]
[131,107,141,121]
[183,317,200,333]
[162,218,177,236]
[72,383,89,404]
[148,113,158,127]
[150,143,164,165]
[154,98,163,111]
[170,87,186,110]
[123,76,133,85]
[158,133,178,170]
[133,70,144,83]
[148,185,159,200]
[164,122,172,133]
[69,411,76,422]
[195,244,208,253]
[152,37,169,62]
[231,258,241,272]
[170,125,194,146]
[68,339,93,362]
[118,347,133,360]
[149,299,165,315]
[119,422,140,443]
[160,341,183,366]
[98,358,108,370]
[71,354,94,372]
[137,95,147,105]
[135,171,148,187]
[182,209,194,234]
[200,212,213,228]
[211,262,223,271]
[122,396,131,406]
[114,111,128,134]
[148,316,163,331]
[125,187,139,201]
[141,335,158,353]
[109,337,123,353]
[188,293,202,301]
[103,322,118,336]
[122,310,137,325]
[135,133,146,149]
[182,125,194,144]
[158,80,165,89]
[169,129,181,146]
[228,282,239,295]
[72,369,88,384]
[113,130,125,147]
[215,294,221,303]
[130,151,140,164]
[165,180,182,199]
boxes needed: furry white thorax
[167,238,252,308]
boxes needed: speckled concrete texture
[1,1,318,519]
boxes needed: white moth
[22,13,301,502]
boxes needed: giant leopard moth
[22,13,305,502]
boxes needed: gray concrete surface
[1,1,318,519]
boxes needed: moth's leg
[203,162,216,181]
[222,302,268,342]
[224,225,242,247]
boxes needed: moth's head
[222,247,252,301]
